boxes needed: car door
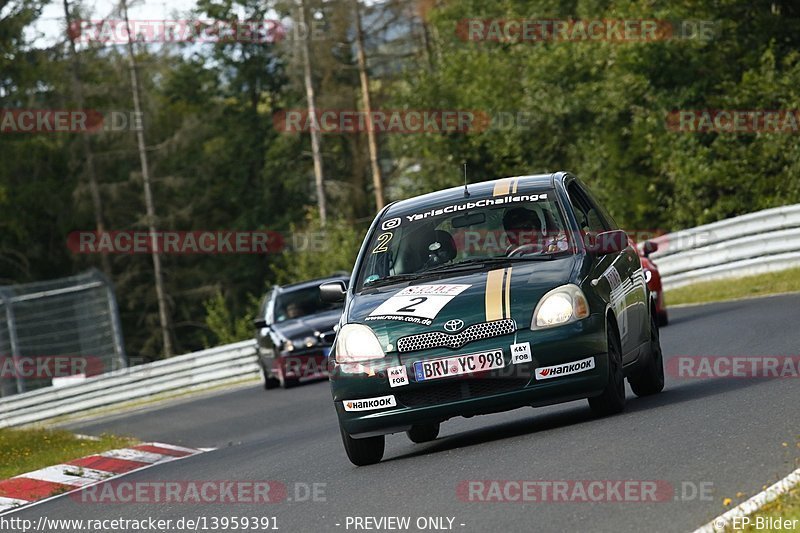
[580,180,649,355]
[566,180,645,360]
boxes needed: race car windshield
[359,190,572,289]
[274,286,343,322]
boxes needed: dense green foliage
[2,0,799,359]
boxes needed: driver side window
[567,182,607,234]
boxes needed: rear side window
[577,181,619,230]
[567,182,608,233]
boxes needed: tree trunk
[298,0,327,224]
[353,0,384,211]
[63,0,112,277]
[121,0,173,357]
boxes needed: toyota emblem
[443,319,464,332]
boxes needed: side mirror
[594,230,629,255]
[253,319,268,329]
[320,280,347,303]
[642,240,658,257]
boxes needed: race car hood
[271,309,342,343]
[347,255,583,350]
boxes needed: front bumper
[331,314,608,437]
[268,348,331,382]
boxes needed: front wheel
[407,423,440,443]
[280,377,298,389]
[629,311,665,397]
[340,426,384,466]
[588,324,626,416]
[261,362,280,390]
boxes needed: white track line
[20,465,113,486]
[147,442,201,454]
[99,448,171,463]
[0,445,214,517]
[694,466,800,532]
[0,497,27,513]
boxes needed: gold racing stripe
[485,269,505,321]
[485,267,513,321]
[492,178,513,197]
[511,177,519,194]
[503,266,512,318]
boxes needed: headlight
[335,324,385,363]
[644,269,653,283]
[283,339,295,352]
[531,284,590,330]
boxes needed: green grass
[0,427,136,479]
[732,484,800,532]
[665,267,800,306]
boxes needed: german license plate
[413,349,504,382]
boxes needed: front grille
[396,319,516,353]
[395,378,529,407]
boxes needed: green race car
[320,172,664,465]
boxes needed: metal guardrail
[0,339,259,428]
[649,204,800,289]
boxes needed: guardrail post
[94,269,127,370]
[0,289,25,394]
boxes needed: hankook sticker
[343,395,397,412]
[535,357,595,380]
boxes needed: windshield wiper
[421,255,555,273]
[362,273,427,289]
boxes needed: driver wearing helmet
[503,206,569,255]
[502,207,543,255]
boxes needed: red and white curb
[0,442,209,514]
[694,466,800,532]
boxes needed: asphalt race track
[10,293,800,533]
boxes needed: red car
[639,241,668,326]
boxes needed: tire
[261,363,280,390]
[588,324,626,416]
[657,310,669,327]
[629,311,665,397]
[280,377,299,389]
[406,423,440,443]
[340,426,385,466]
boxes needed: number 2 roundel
[367,284,471,321]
